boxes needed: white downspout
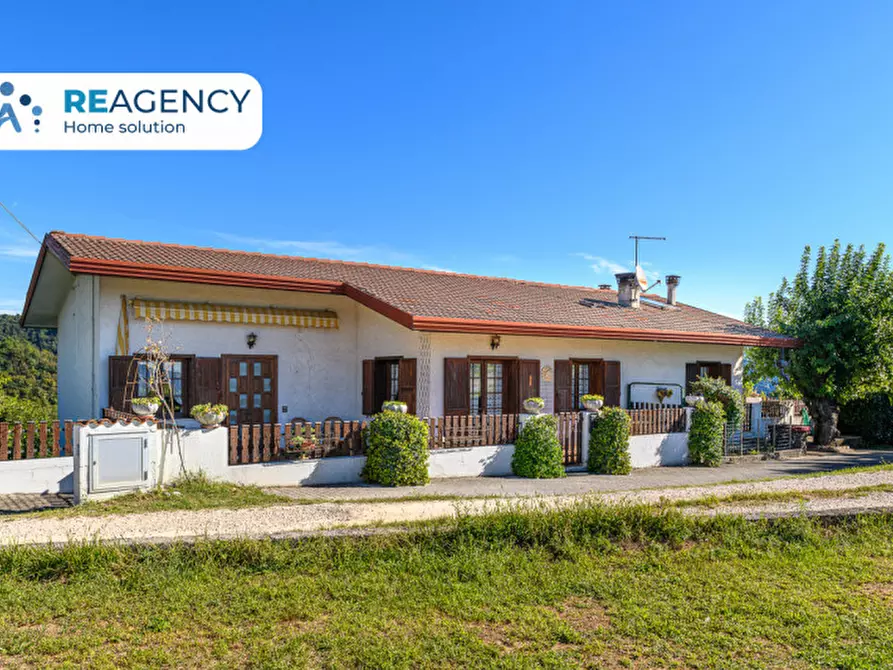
[91,275,101,417]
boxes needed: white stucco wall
[628,433,689,468]
[0,457,74,494]
[97,277,364,422]
[429,332,743,416]
[56,275,743,424]
[56,275,98,421]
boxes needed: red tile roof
[31,231,796,347]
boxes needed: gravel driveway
[1,468,892,546]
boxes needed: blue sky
[2,1,893,318]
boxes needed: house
[21,232,796,425]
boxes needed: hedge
[839,394,893,445]
[688,401,725,467]
[362,411,430,486]
[689,376,745,428]
[511,415,565,479]
[588,407,632,475]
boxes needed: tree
[744,241,893,445]
[0,337,57,406]
[0,314,57,354]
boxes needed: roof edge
[47,240,799,348]
[411,316,801,348]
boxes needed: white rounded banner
[0,73,262,150]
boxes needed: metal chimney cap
[666,274,681,285]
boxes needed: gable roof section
[24,231,798,347]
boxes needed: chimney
[666,275,680,306]
[615,272,640,309]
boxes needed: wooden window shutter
[398,358,417,415]
[193,357,222,407]
[444,358,470,416]
[108,356,135,412]
[589,361,605,397]
[604,361,622,407]
[721,363,733,386]
[519,359,540,404]
[362,359,375,415]
[685,363,699,393]
[502,359,520,414]
[554,359,572,413]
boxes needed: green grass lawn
[0,503,891,668]
[33,475,293,518]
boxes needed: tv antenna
[629,235,666,268]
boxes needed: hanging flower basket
[685,394,705,407]
[522,397,545,414]
[382,401,408,413]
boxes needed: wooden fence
[228,409,688,466]
[556,412,582,465]
[626,408,687,436]
[629,401,684,410]
[229,419,368,465]
[0,421,74,460]
[427,414,519,450]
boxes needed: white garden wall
[0,457,74,494]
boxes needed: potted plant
[382,400,408,413]
[190,403,229,428]
[581,394,604,412]
[131,396,161,417]
[285,424,318,459]
[522,397,545,414]
[656,387,674,405]
[685,394,705,407]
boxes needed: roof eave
[411,316,801,348]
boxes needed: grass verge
[26,475,293,518]
[0,502,892,668]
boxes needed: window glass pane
[239,394,247,409]
[486,363,503,415]
[136,361,151,398]
[164,361,184,415]
[263,409,272,423]
[229,377,237,393]
[469,362,482,415]
[388,362,400,401]
[263,378,272,393]
[229,410,237,423]
[239,362,248,377]
[254,362,262,376]
[254,394,261,408]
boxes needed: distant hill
[0,314,57,354]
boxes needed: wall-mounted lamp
[246,332,258,349]
[490,334,501,351]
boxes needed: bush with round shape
[689,401,726,467]
[511,414,565,479]
[362,410,430,486]
[588,407,632,475]
[689,376,745,428]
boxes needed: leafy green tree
[587,407,632,475]
[0,315,57,354]
[744,241,893,445]
[512,414,565,479]
[0,337,57,406]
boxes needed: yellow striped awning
[130,299,339,329]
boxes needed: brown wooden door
[222,355,278,425]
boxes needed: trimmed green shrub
[839,394,893,445]
[511,415,566,479]
[689,401,725,467]
[588,407,632,475]
[690,376,745,428]
[362,411,430,487]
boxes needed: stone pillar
[684,407,694,432]
[416,333,432,417]
[580,411,598,467]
